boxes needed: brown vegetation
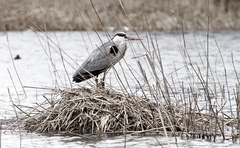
[1,0,240,31]
[9,87,239,141]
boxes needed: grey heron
[73,32,141,87]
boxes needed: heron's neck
[112,36,125,47]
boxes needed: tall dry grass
[5,0,240,144]
[2,0,240,31]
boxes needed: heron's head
[112,32,141,45]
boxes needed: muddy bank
[1,0,240,31]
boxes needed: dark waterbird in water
[14,55,21,60]
[73,32,141,88]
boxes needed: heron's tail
[72,75,83,82]
[72,69,105,83]
[72,72,91,82]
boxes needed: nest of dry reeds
[11,86,239,139]
[22,87,169,135]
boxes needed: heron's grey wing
[81,43,114,72]
[73,42,113,82]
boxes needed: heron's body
[73,32,140,83]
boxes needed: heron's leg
[100,72,106,89]
[95,75,99,88]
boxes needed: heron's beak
[127,36,142,40]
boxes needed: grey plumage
[73,32,141,83]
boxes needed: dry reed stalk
[8,88,22,147]
[0,121,2,148]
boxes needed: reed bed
[9,86,238,141]
[2,0,240,31]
